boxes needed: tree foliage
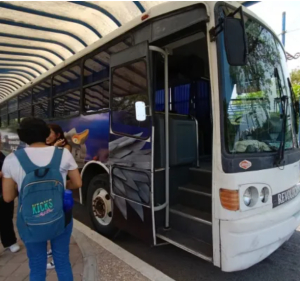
[291,68,300,100]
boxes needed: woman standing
[47,124,71,152]
[46,123,71,269]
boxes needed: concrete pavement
[0,201,174,281]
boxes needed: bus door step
[156,228,212,262]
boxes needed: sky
[249,1,300,73]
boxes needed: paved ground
[0,230,83,281]
[0,203,83,281]
[73,201,300,281]
[0,201,172,281]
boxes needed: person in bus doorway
[46,123,71,269]
[0,139,20,253]
[47,124,72,152]
[2,117,82,281]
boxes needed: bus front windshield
[219,11,295,154]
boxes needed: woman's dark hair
[17,117,50,145]
[48,124,68,146]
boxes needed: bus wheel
[87,174,117,237]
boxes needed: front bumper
[220,193,300,272]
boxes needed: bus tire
[87,174,118,237]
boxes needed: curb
[73,219,175,281]
[72,227,98,281]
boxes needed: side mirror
[135,101,146,121]
[224,12,248,66]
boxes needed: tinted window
[8,97,18,113]
[0,102,7,127]
[83,38,132,85]
[33,80,51,104]
[20,106,32,121]
[19,90,32,109]
[53,90,80,118]
[111,60,150,138]
[0,102,7,116]
[1,115,7,127]
[84,80,109,113]
[33,101,50,119]
[8,111,18,126]
[53,65,81,96]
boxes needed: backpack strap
[47,147,64,169]
[14,149,39,174]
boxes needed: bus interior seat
[154,113,197,168]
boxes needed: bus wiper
[274,67,287,167]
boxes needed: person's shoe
[47,249,52,258]
[9,243,20,253]
[47,260,55,270]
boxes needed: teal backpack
[15,147,66,243]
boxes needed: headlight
[243,186,258,207]
[243,188,252,206]
[260,187,269,203]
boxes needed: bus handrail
[191,115,200,167]
[149,45,170,229]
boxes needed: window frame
[82,77,110,115]
[52,87,81,120]
[0,102,8,128]
[51,63,82,120]
[32,79,52,120]
[7,97,19,127]
[110,58,151,140]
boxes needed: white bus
[0,1,299,272]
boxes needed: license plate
[273,185,300,208]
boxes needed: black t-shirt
[0,152,6,195]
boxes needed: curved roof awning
[0,1,164,99]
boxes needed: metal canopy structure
[0,1,258,100]
[0,1,164,99]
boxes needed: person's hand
[54,139,65,147]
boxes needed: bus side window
[8,97,18,127]
[19,90,32,121]
[32,80,51,120]
[83,80,109,114]
[52,66,81,119]
[110,59,150,138]
[0,102,7,127]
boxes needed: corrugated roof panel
[0,1,168,98]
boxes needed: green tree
[291,68,300,99]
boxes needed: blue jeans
[25,220,73,281]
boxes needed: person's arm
[2,177,18,203]
[63,149,81,189]
[2,155,18,203]
[66,169,82,190]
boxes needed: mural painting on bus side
[108,133,151,223]
[64,128,89,169]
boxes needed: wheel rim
[92,188,112,226]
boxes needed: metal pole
[149,46,169,229]
[282,12,286,47]
[164,51,169,228]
